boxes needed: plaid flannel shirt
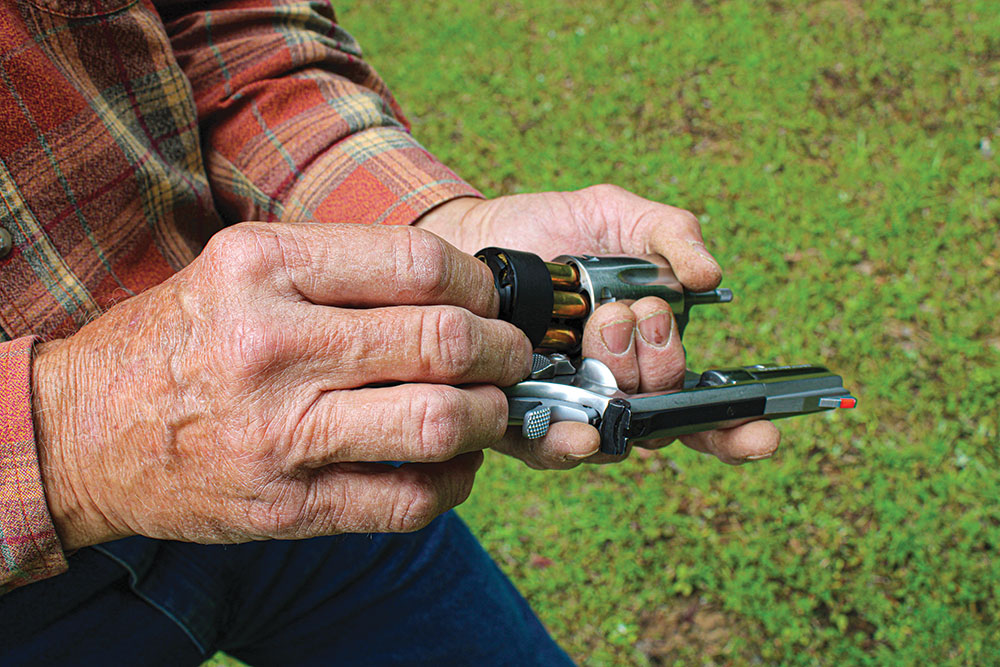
[0,0,479,593]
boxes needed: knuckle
[223,316,286,378]
[243,482,311,539]
[586,183,627,198]
[421,307,476,380]
[306,482,350,533]
[202,223,278,280]
[413,387,465,460]
[672,208,701,232]
[388,475,439,532]
[391,227,452,302]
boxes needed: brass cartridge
[552,290,589,319]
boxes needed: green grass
[208,1,999,664]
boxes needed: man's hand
[417,186,781,469]
[33,223,532,550]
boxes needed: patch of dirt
[636,599,756,664]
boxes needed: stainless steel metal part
[506,354,856,455]
[552,254,733,335]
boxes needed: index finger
[220,222,500,317]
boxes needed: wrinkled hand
[418,186,781,468]
[33,223,531,549]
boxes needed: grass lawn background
[209,0,998,664]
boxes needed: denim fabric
[0,511,574,666]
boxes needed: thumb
[580,185,724,291]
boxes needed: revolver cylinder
[551,254,733,338]
[476,247,733,352]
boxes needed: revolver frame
[507,354,856,455]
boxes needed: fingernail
[600,320,634,354]
[743,452,773,462]
[563,447,599,461]
[637,311,673,347]
[687,240,720,267]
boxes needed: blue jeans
[0,512,573,665]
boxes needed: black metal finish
[626,390,767,441]
[599,399,632,455]
[476,247,554,348]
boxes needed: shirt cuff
[0,336,68,594]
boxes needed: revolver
[476,247,856,455]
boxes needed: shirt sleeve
[0,337,67,594]
[157,0,482,226]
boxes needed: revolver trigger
[529,353,577,380]
[529,353,556,379]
